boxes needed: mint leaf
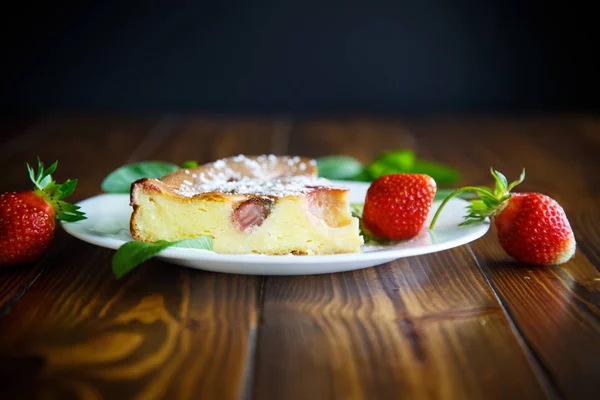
[112,240,173,279]
[350,203,364,219]
[365,150,415,179]
[180,160,199,169]
[317,150,460,187]
[350,169,372,182]
[112,236,213,279]
[101,161,179,193]
[411,160,460,186]
[365,151,461,187]
[317,156,364,180]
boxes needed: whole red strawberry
[0,159,86,266]
[362,174,437,240]
[430,169,576,265]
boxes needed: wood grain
[408,116,600,398]
[0,117,277,400]
[0,243,259,400]
[254,256,546,399]
[255,311,544,400]
[253,123,549,399]
[1,115,599,399]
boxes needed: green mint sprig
[112,236,213,279]
[316,156,364,180]
[101,160,201,194]
[317,150,461,187]
[101,161,180,193]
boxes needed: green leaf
[365,150,415,179]
[112,240,173,279]
[360,226,391,245]
[480,195,499,208]
[362,151,461,187]
[56,201,86,222]
[350,203,364,219]
[24,158,86,223]
[42,160,58,180]
[459,217,487,226]
[58,179,78,199]
[39,174,53,188]
[112,236,213,279]
[411,160,461,186]
[101,161,179,193]
[375,150,416,170]
[468,200,488,211]
[491,168,508,196]
[351,169,373,182]
[27,158,52,190]
[473,185,495,196]
[365,161,396,179]
[36,158,44,183]
[316,156,364,180]
[317,150,460,186]
[180,160,199,169]
[27,163,36,185]
[58,211,87,222]
[507,169,526,192]
[348,203,392,245]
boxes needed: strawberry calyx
[430,168,525,230]
[27,158,86,222]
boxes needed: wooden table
[0,116,599,400]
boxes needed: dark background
[3,0,598,115]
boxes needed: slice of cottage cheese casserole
[130,155,363,255]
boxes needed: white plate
[62,181,489,275]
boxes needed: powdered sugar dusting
[176,176,338,197]
[172,154,342,197]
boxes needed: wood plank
[289,118,415,161]
[0,116,162,312]
[254,256,546,399]
[254,122,548,399]
[0,117,275,400]
[0,240,258,400]
[408,116,600,399]
[255,311,543,400]
[470,231,600,399]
